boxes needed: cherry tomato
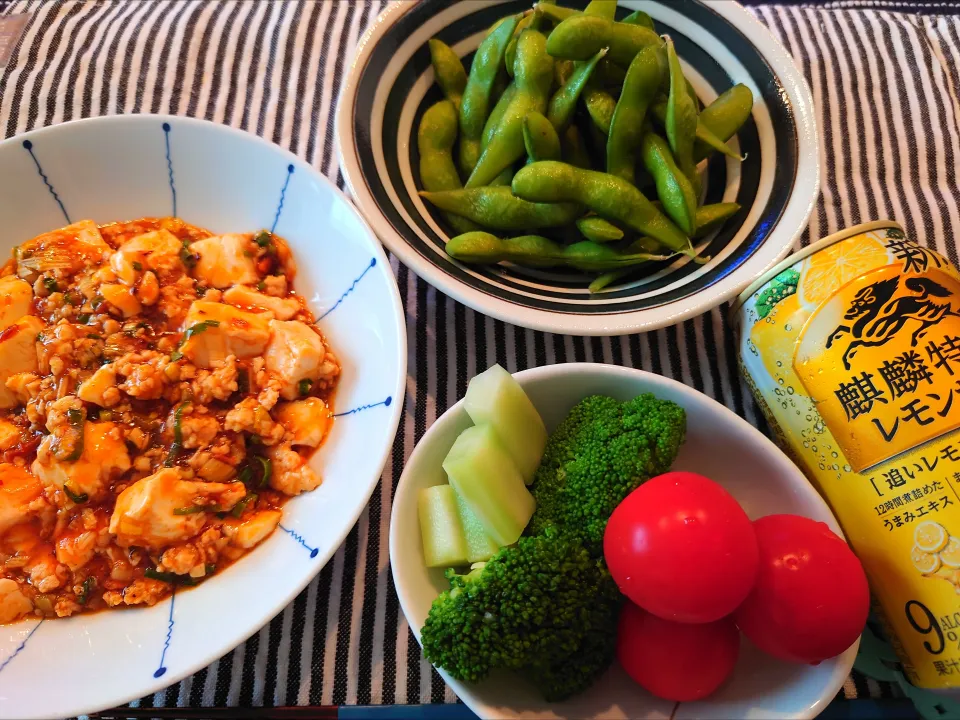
[617,600,740,702]
[603,472,759,623]
[734,514,869,665]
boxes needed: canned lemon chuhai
[734,220,960,689]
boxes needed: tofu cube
[264,320,327,400]
[0,316,43,409]
[180,301,272,368]
[110,229,183,285]
[32,421,131,502]
[223,285,300,320]
[77,364,117,406]
[274,397,331,447]
[230,510,282,549]
[0,277,33,332]
[100,283,142,318]
[190,234,259,288]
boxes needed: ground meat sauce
[0,217,340,622]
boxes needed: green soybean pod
[535,2,578,24]
[466,29,554,188]
[523,111,561,162]
[447,232,567,268]
[420,186,583,230]
[428,39,467,109]
[650,99,740,160]
[621,10,655,30]
[546,15,662,66]
[482,83,517,151]
[576,216,624,243]
[583,0,617,20]
[554,59,574,88]
[512,161,692,252]
[504,11,536,78]
[458,14,521,177]
[693,202,741,238]
[640,132,698,236]
[489,167,515,187]
[583,86,617,135]
[546,47,606,133]
[664,39,699,193]
[606,45,663,184]
[594,58,627,87]
[694,84,754,162]
[560,125,592,169]
[418,100,478,235]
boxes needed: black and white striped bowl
[337,0,819,336]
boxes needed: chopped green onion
[137,321,149,329]
[98,409,113,421]
[144,568,176,583]
[163,402,189,466]
[298,379,313,396]
[78,577,95,605]
[132,261,143,271]
[91,294,104,309]
[205,563,216,575]
[170,349,183,362]
[77,313,91,324]
[256,456,272,487]
[172,504,210,515]
[179,240,198,269]
[43,277,58,293]
[182,320,220,341]
[231,493,257,518]
[196,285,207,297]
[64,291,80,305]
[86,333,102,340]
[237,466,253,485]
[61,409,85,462]
[178,575,200,587]
[254,231,272,247]
[237,369,249,395]
[35,333,44,342]
[256,281,266,292]
[63,484,88,504]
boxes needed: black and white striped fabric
[2,0,958,712]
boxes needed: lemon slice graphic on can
[915,521,949,553]
[940,537,960,569]
[798,232,890,309]
[912,545,942,574]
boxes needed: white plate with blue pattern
[0,115,406,720]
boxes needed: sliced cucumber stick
[463,364,546,484]
[418,485,468,568]
[454,490,500,563]
[442,424,536,546]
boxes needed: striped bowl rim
[336,0,819,336]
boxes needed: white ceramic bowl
[390,363,856,720]
[337,0,819,335]
[0,115,406,720]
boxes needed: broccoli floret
[527,394,686,556]
[420,531,622,700]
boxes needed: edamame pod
[512,161,692,252]
[641,132,698,236]
[650,100,741,160]
[458,14,521,176]
[694,84,754,161]
[446,232,669,271]
[482,83,517,151]
[546,48,606,132]
[418,100,479,235]
[489,167,515,187]
[583,86,617,134]
[576,216,624,243]
[535,2,577,24]
[607,45,663,184]
[665,39,699,193]
[693,202,740,238]
[428,39,467,109]
[546,15,661,66]
[420,186,583,230]
[523,111,561,162]
[583,0,617,20]
[621,10,655,30]
[504,11,536,78]
[466,29,554,188]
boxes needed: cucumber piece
[442,424,536,546]
[463,363,547,484]
[454,490,500,563]
[418,485,468,568]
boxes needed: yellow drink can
[734,220,960,689]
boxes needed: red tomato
[603,472,759,623]
[617,601,740,702]
[734,514,870,664]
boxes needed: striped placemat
[2,0,959,713]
